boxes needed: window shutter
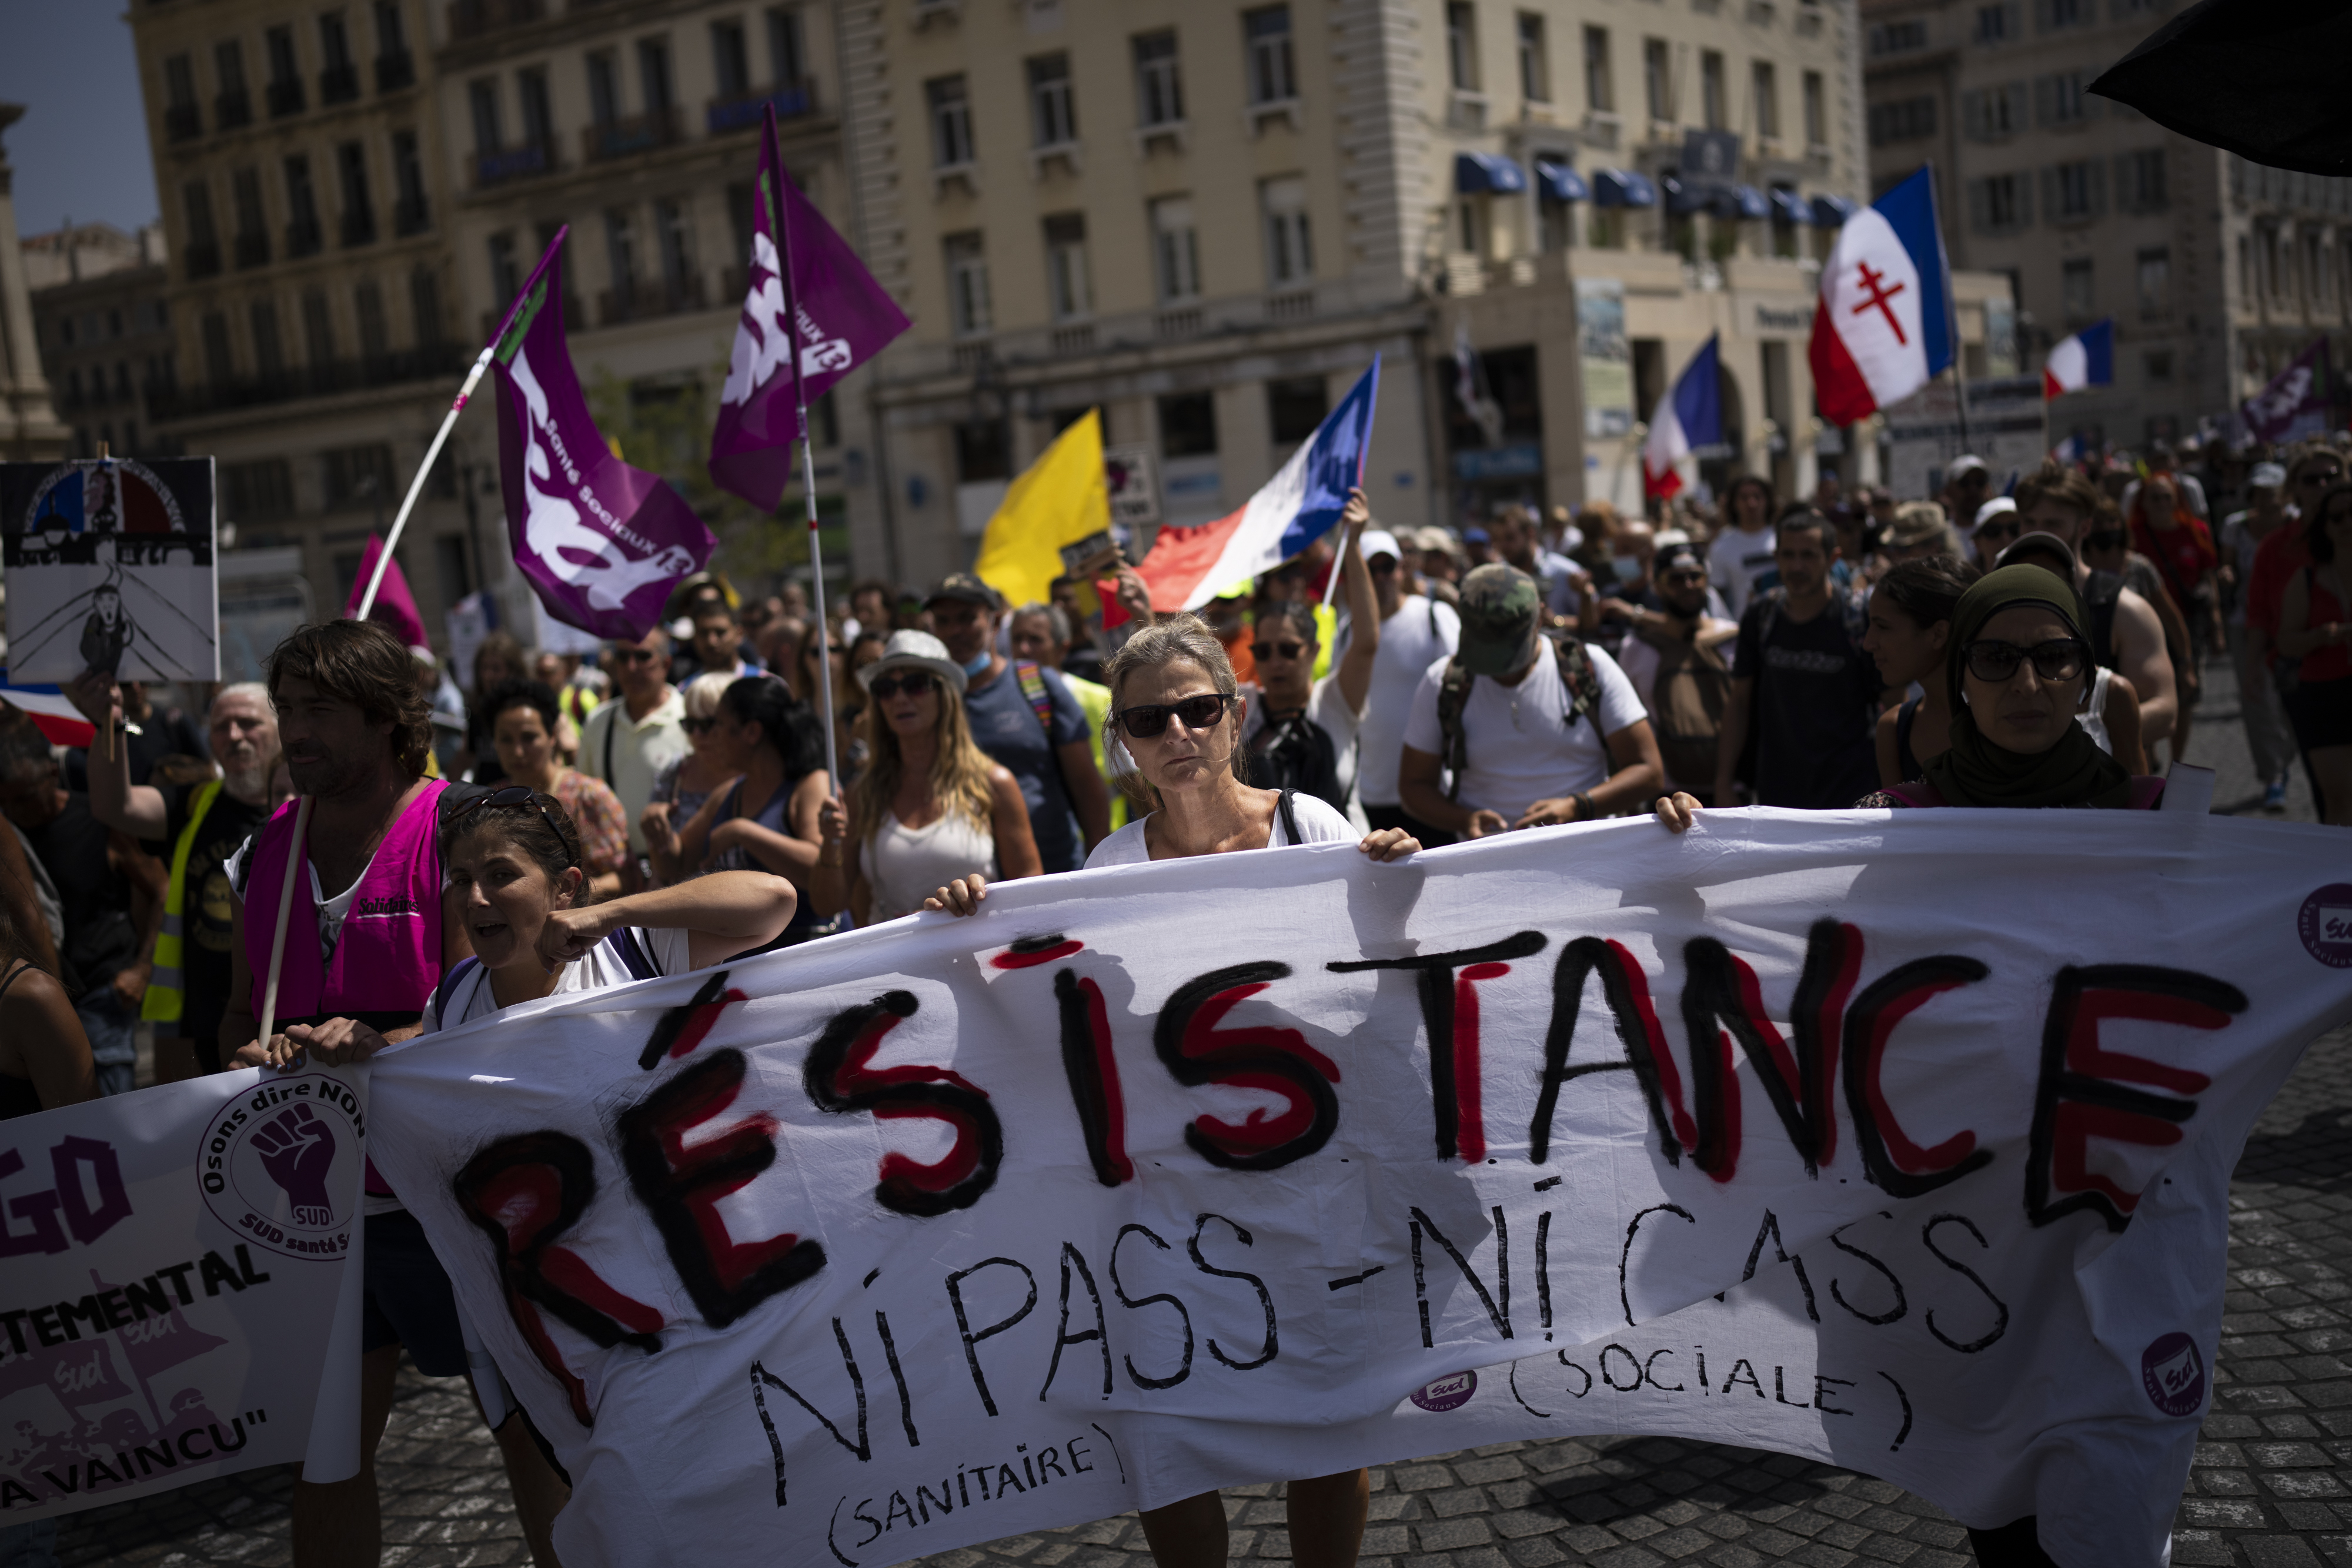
[2089,160,2107,217]
[1962,90,1984,140]
[2040,167,2059,222]
[2114,154,2135,213]
[2006,82,2030,133]
[1968,179,1989,233]
[2034,75,2053,125]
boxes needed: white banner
[365,812,2351,1568]
[1,1067,366,1521]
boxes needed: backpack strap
[1275,787,1301,847]
[1436,657,1475,803]
[601,704,617,784]
[606,927,660,982]
[431,956,483,1029]
[1550,634,1603,731]
[1014,660,1055,734]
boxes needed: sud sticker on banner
[1,1068,366,1522]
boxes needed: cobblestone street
[47,663,2349,1568]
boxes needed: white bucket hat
[856,629,969,696]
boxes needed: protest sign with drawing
[0,456,219,684]
[0,1067,365,1521]
[355,811,2351,1568]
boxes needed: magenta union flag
[709,103,911,511]
[492,232,715,641]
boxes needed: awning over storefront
[1454,151,1529,194]
[1534,160,1589,203]
[1811,193,1860,226]
[1727,183,1772,220]
[1771,188,1815,225]
[1591,168,1658,208]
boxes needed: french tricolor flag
[1643,335,1723,500]
[1138,358,1380,611]
[0,679,96,748]
[2043,319,2113,399]
[1808,166,1955,425]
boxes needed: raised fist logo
[250,1105,339,1226]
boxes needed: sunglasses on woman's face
[681,717,714,734]
[451,785,577,867]
[1115,693,1232,738]
[1251,640,1308,663]
[868,671,936,700]
[1975,519,2024,544]
[1964,638,2089,684]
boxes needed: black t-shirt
[24,793,137,991]
[159,781,272,1064]
[1733,593,1883,810]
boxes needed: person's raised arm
[2112,589,2179,743]
[63,670,168,838]
[537,869,796,972]
[2102,670,2147,775]
[1333,490,1379,714]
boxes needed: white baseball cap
[1358,528,1403,562]
[1947,454,1990,479]
[1972,496,2018,532]
[2250,462,2288,489]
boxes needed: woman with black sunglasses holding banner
[810,631,1041,924]
[1656,564,2166,830]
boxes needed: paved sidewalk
[52,1024,2352,1568]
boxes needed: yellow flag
[974,410,1109,610]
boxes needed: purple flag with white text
[492,232,714,641]
[709,104,911,511]
[2241,337,2331,445]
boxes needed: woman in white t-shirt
[423,787,797,1034]
[932,612,1411,1568]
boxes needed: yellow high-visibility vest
[141,777,221,1026]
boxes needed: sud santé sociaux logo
[198,1076,365,1259]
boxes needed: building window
[656,198,693,295]
[2044,0,2087,28]
[711,19,751,99]
[392,131,428,233]
[1268,376,1329,445]
[1151,196,1200,302]
[2137,246,2170,317]
[337,142,375,246]
[1966,172,2030,233]
[639,36,673,113]
[1159,392,1217,456]
[374,2,412,88]
[1134,31,1183,126]
[201,311,233,384]
[302,289,336,373]
[250,299,285,380]
[2047,158,2103,221]
[605,209,639,306]
[1447,4,1480,92]
[954,420,1011,483]
[769,8,805,88]
[319,11,358,103]
[2144,348,2173,383]
[231,167,268,268]
[222,459,295,520]
[1869,95,1937,145]
[1963,83,2027,140]
[489,232,520,312]
[944,232,991,336]
[587,52,620,126]
[285,155,322,255]
[2061,258,2093,322]
[164,54,200,139]
[1643,38,1672,123]
[1515,13,1549,103]
[356,278,389,362]
[927,76,973,167]
[1583,27,1612,113]
[1028,54,1076,147]
[1974,3,2020,44]
[517,68,552,153]
[323,444,395,510]
[1044,214,1090,320]
[2037,70,2087,126]
[1262,175,1312,286]
[1245,6,1295,105]
[266,25,304,116]
[1803,69,1825,145]
[411,264,444,347]
[1696,51,1723,130]
[2120,148,2166,212]
[216,40,252,128]
[1749,61,1779,141]
[470,78,502,152]
[1867,20,1928,54]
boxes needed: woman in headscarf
[1655,564,2164,827]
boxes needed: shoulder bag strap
[1275,787,1301,847]
[432,955,483,1028]
[1014,660,1055,733]
[602,705,617,784]
[608,927,659,982]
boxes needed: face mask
[1611,557,1643,583]
[963,649,993,679]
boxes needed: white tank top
[860,810,997,922]
[2079,666,2116,756]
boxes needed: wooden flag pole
[255,344,497,1052]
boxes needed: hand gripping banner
[363,812,2352,1568]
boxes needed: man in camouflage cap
[1395,563,1663,837]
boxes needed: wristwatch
[1571,791,1597,821]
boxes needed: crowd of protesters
[0,427,2343,1568]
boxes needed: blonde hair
[847,674,998,848]
[1098,612,1242,808]
[682,671,734,721]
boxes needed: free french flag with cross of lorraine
[1808,166,1955,424]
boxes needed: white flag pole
[256,344,497,1051]
[769,137,841,790]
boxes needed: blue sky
[0,1,159,237]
